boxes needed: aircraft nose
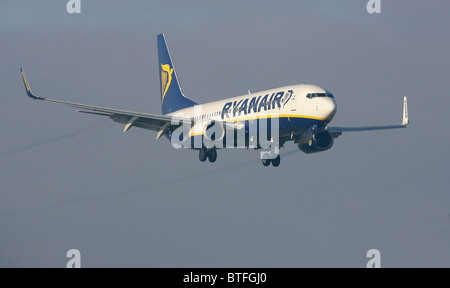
[323,98,337,121]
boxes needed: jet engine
[298,130,334,154]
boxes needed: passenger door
[291,92,297,111]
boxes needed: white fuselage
[169,84,337,138]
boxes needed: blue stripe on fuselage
[166,116,328,147]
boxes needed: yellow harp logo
[161,64,173,103]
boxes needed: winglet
[402,96,408,126]
[20,68,45,100]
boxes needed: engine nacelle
[298,130,334,154]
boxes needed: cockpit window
[326,93,334,98]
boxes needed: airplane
[20,33,408,167]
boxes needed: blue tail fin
[157,34,197,115]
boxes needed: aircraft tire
[262,158,271,167]
[272,155,281,167]
[208,149,217,163]
[199,148,208,162]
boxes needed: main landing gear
[198,148,281,167]
[261,154,281,167]
[199,148,217,163]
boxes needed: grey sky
[1,1,449,267]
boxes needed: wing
[327,97,409,138]
[20,68,191,139]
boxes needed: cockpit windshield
[306,93,334,99]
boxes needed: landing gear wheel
[262,158,271,167]
[271,155,281,167]
[207,149,217,163]
[199,148,207,162]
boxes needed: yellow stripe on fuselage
[186,115,325,138]
[220,114,326,123]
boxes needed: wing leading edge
[20,68,190,139]
[327,97,408,138]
